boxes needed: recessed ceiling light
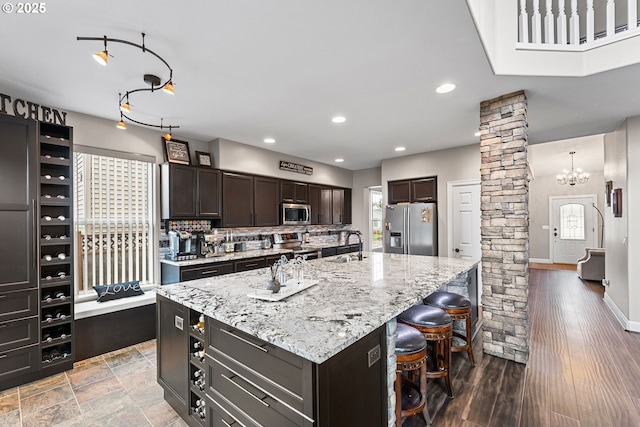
[331,116,346,123]
[395,147,406,152]
[436,83,456,94]
[335,158,344,163]
[264,138,276,144]
[474,131,481,137]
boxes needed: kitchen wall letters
[0,92,67,125]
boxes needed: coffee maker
[167,230,198,261]
[199,232,224,258]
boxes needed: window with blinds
[73,148,156,295]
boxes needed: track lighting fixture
[78,33,179,133]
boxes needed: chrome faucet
[347,230,363,261]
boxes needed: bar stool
[398,305,454,398]
[423,291,475,367]
[395,323,430,427]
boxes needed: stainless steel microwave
[281,203,311,225]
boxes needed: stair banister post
[629,0,638,30]
[587,0,595,42]
[569,0,580,44]
[557,0,568,44]
[519,0,530,43]
[545,0,556,43]
[532,0,543,43]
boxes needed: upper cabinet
[222,173,280,227]
[388,176,437,204]
[161,164,221,219]
[281,181,308,204]
[308,185,351,225]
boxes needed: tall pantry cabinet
[0,114,75,391]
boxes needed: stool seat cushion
[423,291,470,309]
[398,305,452,328]
[395,323,427,355]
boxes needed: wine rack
[39,122,74,369]
[189,310,206,426]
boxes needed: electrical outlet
[367,344,381,367]
[602,279,610,287]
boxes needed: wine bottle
[44,312,54,323]
[43,293,53,303]
[56,271,67,279]
[193,341,204,350]
[44,254,52,261]
[54,291,66,300]
[50,348,61,360]
[55,326,67,339]
[54,309,66,320]
[42,332,52,343]
[56,252,66,260]
[42,351,51,362]
[192,350,205,361]
[193,369,204,379]
[194,377,205,391]
[197,314,205,332]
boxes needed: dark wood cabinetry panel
[411,177,436,202]
[332,189,344,224]
[308,185,320,224]
[0,114,37,293]
[157,295,189,418]
[254,176,280,227]
[388,180,411,204]
[222,172,254,227]
[319,187,333,225]
[388,176,437,204]
[161,164,222,219]
[281,180,309,204]
[294,182,309,203]
[197,168,222,218]
[343,188,352,224]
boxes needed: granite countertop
[157,252,478,364]
[160,248,295,266]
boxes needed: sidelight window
[560,203,585,240]
[73,147,156,296]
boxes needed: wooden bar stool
[398,305,454,398]
[395,323,431,427]
[423,291,475,367]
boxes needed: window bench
[74,289,157,360]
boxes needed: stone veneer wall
[479,90,530,364]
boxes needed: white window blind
[73,148,156,295]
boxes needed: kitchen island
[156,252,478,427]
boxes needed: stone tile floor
[0,340,187,427]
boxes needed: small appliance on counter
[272,232,321,260]
[199,232,225,258]
[167,230,198,261]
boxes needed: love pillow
[93,281,144,302]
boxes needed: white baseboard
[529,258,551,264]
[603,292,640,333]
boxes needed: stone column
[479,90,530,364]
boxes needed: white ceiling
[1,1,639,170]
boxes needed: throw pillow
[93,281,144,302]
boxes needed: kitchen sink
[326,255,366,263]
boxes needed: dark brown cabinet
[309,185,351,225]
[388,176,437,204]
[319,187,333,225]
[281,181,309,204]
[222,172,254,227]
[332,189,352,225]
[161,164,221,219]
[222,173,279,227]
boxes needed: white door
[550,195,597,264]
[451,182,481,260]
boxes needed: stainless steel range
[272,232,321,260]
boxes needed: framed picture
[195,151,213,167]
[612,188,622,217]
[605,181,613,206]
[163,138,191,165]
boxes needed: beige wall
[627,117,640,321]
[210,138,353,188]
[352,167,382,250]
[381,144,480,256]
[604,122,629,319]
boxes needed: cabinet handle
[0,294,6,299]
[0,354,7,359]
[221,420,234,427]
[0,323,7,328]
[244,263,258,268]
[208,395,248,427]
[32,199,37,269]
[201,270,218,275]
[219,329,268,352]
[220,373,270,407]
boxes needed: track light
[162,81,174,95]
[79,33,179,133]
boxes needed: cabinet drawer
[207,355,309,427]
[234,258,266,272]
[336,245,351,255]
[0,289,38,323]
[206,320,310,401]
[181,263,234,281]
[0,317,38,353]
[0,344,39,381]
[321,247,337,257]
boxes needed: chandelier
[557,151,589,186]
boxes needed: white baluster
[519,0,530,43]
[570,0,580,44]
[606,0,616,36]
[557,0,568,44]
[532,0,543,43]
[629,0,638,30]
[544,0,556,43]
[586,0,595,42]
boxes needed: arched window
[560,203,585,240]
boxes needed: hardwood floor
[412,267,640,427]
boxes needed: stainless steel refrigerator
[385,203,438,256]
